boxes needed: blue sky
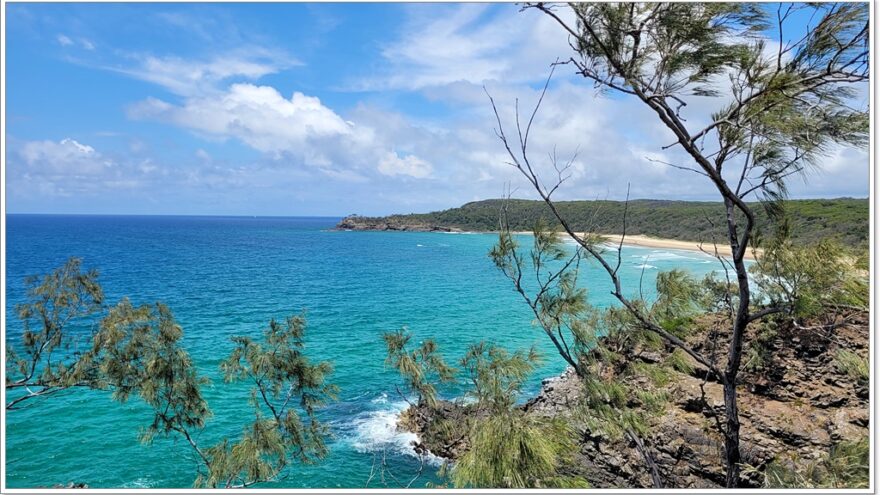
[4,3,870,216]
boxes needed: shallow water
[5,214,727,488]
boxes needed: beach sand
[497,230,760,261]
[595,234,760,261]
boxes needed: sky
[4,3,871,216]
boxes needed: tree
[491,225,711,487]
[5,258,104,410]
[487,2,868,487]
[382,330,584,488]
[452,342,585,489]
[382,327,457,408]
[6,258,336,488]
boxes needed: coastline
[484,230,760,261]
[337,225,760,261]
[596,234,760,261]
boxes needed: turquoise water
[5,215,727,488]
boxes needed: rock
[397,310,869,488]
[334,215,463,233]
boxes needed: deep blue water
[5,214,727,488]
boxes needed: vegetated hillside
[340,198,868,248]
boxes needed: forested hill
[337,198,869,248]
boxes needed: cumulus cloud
[8,137,280,205]
[25,5,865,215]
[19,138,112,176]
[128,84,359,156]
[378,151,433,178]
[126,83,449,182]
[7,138,144,199]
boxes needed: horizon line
[4,195,869,219]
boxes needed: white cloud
[786,145,869,199]
[358,4,571,91]
[8,138,138,199]
[378,151,433,178]
[112,51,297,96]
[43,4,860,215]
[20,138,111,176]
[195,149,212,162]
[127,83,446,183]
[128,84,358,156]
[57,33,95,50]
[7,137,266,204]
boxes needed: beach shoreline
[595,234,760,261]
[504,231,759,261]
[337,226,760,261]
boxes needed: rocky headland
[336,215,462,233]
[398,310,869,488]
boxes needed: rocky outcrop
[402,310,869,488]
[336,215,462,233]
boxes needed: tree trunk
[721,197,752,488]
[722,376,742,487]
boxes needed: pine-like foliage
[833,350,868,387]
[382,331,585,488]
[94,299,210,439]
[491,2,868,486]
[382,327,456,408]
[751,235,869,318]
[6,258,105,409]
[756,437,869,488]
[6,258,336,488]
[452,342,585,488]
[460,342,540,414]
[452,413,582,489]
[203,314,338,488]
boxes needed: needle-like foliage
[205,314,338,488]
[382,327,456,408]
[6,258,336,488]
[753,437,869,488]
[751,234,869,318]
[452,342,584,488]
[491,2,868,486]
[451,413,583,489]
[461,342,540,414]
[6,258,105,409]
[94,299,210,441]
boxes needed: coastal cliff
[399,310,869,488]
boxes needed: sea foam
[346,402,443,466]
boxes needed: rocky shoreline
[336,215,462,233]
[398,310,870,488]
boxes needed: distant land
[337,198,869,248]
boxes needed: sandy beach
[508,231,760,260]
[595,234,760,261]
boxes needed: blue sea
[5,215,728,488]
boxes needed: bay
[5,214,726,488]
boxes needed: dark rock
[334,215,463,233]
[396,311,869,488]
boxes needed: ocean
[5,214,728,488]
